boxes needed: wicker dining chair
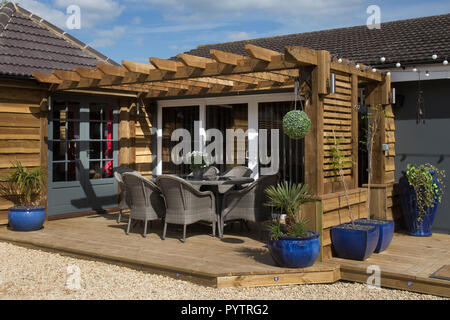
[156,175,219,242]
[220,174,278,238]
[218,166,253,194]
[122,172,165,237]
[113,171,130,223]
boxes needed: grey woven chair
[122,172,165,237]
[114,171,130,223]
[187,165,219,179]
[218,166,253,194]
[220,174,278,238]
[156,175,219,242]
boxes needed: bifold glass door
[48,95,118,216]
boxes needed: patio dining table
[182,176,255,226]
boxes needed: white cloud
[90,25,127,48]
[13,0,125,29]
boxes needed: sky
[11,0,450,64]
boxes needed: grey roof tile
[0,2,118,78]
[181,13,450,68]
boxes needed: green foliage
[187,151,209,172]
[327,136,353,174]
[405,163,446,222]
[0,1,9,7]
[0,161,45,207]
[264,181,314,239]
[282,110,311,140]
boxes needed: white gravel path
[0,242,446,300]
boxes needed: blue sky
[13,0,450,63]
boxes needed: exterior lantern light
[328,73,336,94]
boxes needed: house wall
[393,79,450,233]
[0,80,48,224]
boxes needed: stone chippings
[0,242,446,300]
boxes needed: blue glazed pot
[331,224,379,261]
[268,231,320,268]
[354,218,395,253]
[399,171,439,236]
[8,206,46,231]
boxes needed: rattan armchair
[122,172,165,237]
[220,174,278,238]
[218,166,253,193]
[156,175,219,242]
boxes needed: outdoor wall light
[432,53,438,60]
[396,62,401,68]
[412,66,418,72]
[386,71,391,76]
[380,56,386,63]
[444,59,449,65]
[136,100,141,115]
[328,73,336,94]
[48,95,52,111]
[355,63,360,69]
[390,88,396,105]
[372,67,377,72]
[425,70,430,77]
[338,58,343,63]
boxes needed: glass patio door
[48,95,118,216]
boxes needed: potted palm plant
[264,182,320,268]
[0,161,46,231]
[399,163,445,236]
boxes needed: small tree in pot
[0,161,46,231]
[264,182,320,268]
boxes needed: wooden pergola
[32,45,385,99]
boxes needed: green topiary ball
[282,110,311,140]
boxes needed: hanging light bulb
[432,53,438,60]
[337,58,343,63]
[380,56,386,63]
[396,62,401,68]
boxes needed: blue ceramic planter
[331,224,379,261]
[355,218,395,253]
[268,231,320,268]
[8,206,46,231]
[399,171,439,237]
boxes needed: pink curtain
[103,105,113,177]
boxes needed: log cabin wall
[0,80,48,224]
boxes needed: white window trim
[156,92,295,176]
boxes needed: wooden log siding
[0,85,47,223]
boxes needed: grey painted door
[48,94,118,216]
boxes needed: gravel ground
[0,242,446,300]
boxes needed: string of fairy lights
[332,52,449,77]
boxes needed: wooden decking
[330,232,450,297]
[0,213,449,297]
[0,214,339,288]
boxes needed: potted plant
[328,130,380,260]
[264,181,320,268]
[399,163,445,236]
[0,161,46,231]
[186,151,209,179]
[353,104,395,253]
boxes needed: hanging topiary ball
[282,110,311,140]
